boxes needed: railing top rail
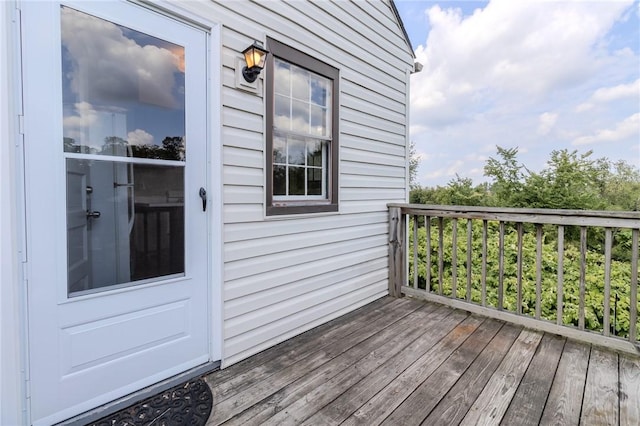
[388,203,640,219]
[388,203,640,228]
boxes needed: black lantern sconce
[242,42,269,83]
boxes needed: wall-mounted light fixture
[242,42,269,83]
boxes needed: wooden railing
[388,203,640,356]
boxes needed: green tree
[483,146,525,206]
[409,141,420,190]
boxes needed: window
[266,38,339,215]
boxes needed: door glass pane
[61,6,186,160]
[66,159,185,295]
[62,7,188,296]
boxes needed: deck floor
[204,297,640,425]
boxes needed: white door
[21,2,213,424]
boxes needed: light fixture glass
[242,41,269,83]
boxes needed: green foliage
[409,141,420,190]
[407,218,639,338]
[407,146,640,339]
[412,146,640,212]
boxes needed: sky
[394,0,640,187]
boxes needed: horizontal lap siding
[181,0,412,366]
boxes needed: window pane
[273,165,286,195]
[307,168,323,195]
[291,100,310,134]
[273,135,287,164]
[61,6,186,161]
[310,105,328,137]
[287,138,305,165]
[274,59,290,96]
[67,158,185,295]
[288,166,305,195]
[274,94,291,130]
[310,76,329,106]
[307,140,324,167]
[291,66,309,101]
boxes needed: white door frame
[13,1,223,424]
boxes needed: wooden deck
[204,297,640,425]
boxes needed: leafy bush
[408,218,639,338]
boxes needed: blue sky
[394,0,640,187]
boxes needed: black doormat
[89,377,213,426]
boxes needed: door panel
[22,2,212,424]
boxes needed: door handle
[86,210,101,219]
[199,187,207,212]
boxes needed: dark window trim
[265,37,339,216]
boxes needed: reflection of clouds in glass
[291,69,309,101]
[63,101,98,133]
[63,101,130,150]
[61,6,182,108]
[292,100,309,132]
[275,115,310,133]
[287,139,305,165]
[310,105,328,136]
[311,77,329,106]
[274,59,331,137]
[274,60,290,95]
[127,129,154,146]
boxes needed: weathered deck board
[581,347,619,426]
[539,340,590,426]
[459,329,543,425]
[422,323,522,425]
[500,333,566,425]
[204,297,640,426]
[207,296,398,399]
[225,304,456,425]
[267,311,474,426]
[379,318,503,425]
[343,315,485,425]
[208,298,426,424]
[302,309,471,425]
[620,355,640,425]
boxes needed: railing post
[388,206,405,298]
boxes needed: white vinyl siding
[167,0,413,366]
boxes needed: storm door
[21,2,212,424]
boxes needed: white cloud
[577,78,640,111]
[404,0,638,187]
[572,113,640,145]
[537,112,558,135]
[411,0,633,128]
[127,129,154,146]
[61,6,182,108]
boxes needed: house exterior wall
[172,0,414,366]
[0,0,412,421]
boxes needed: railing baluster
[452,218,458,299]
[481,220,487,307]
[425,216,431,292]
[536,224,542,320]
[466,219,473,302]
[517,223,523,315]
[388,206,404,297]
[630,229,638,343]
[438,217,444,296]
[412,214,418,289]
[603,228,612,336]
[557,225,564,326]
[579,227,587,330]
[390,204,640,357]
[498,221,505,310]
